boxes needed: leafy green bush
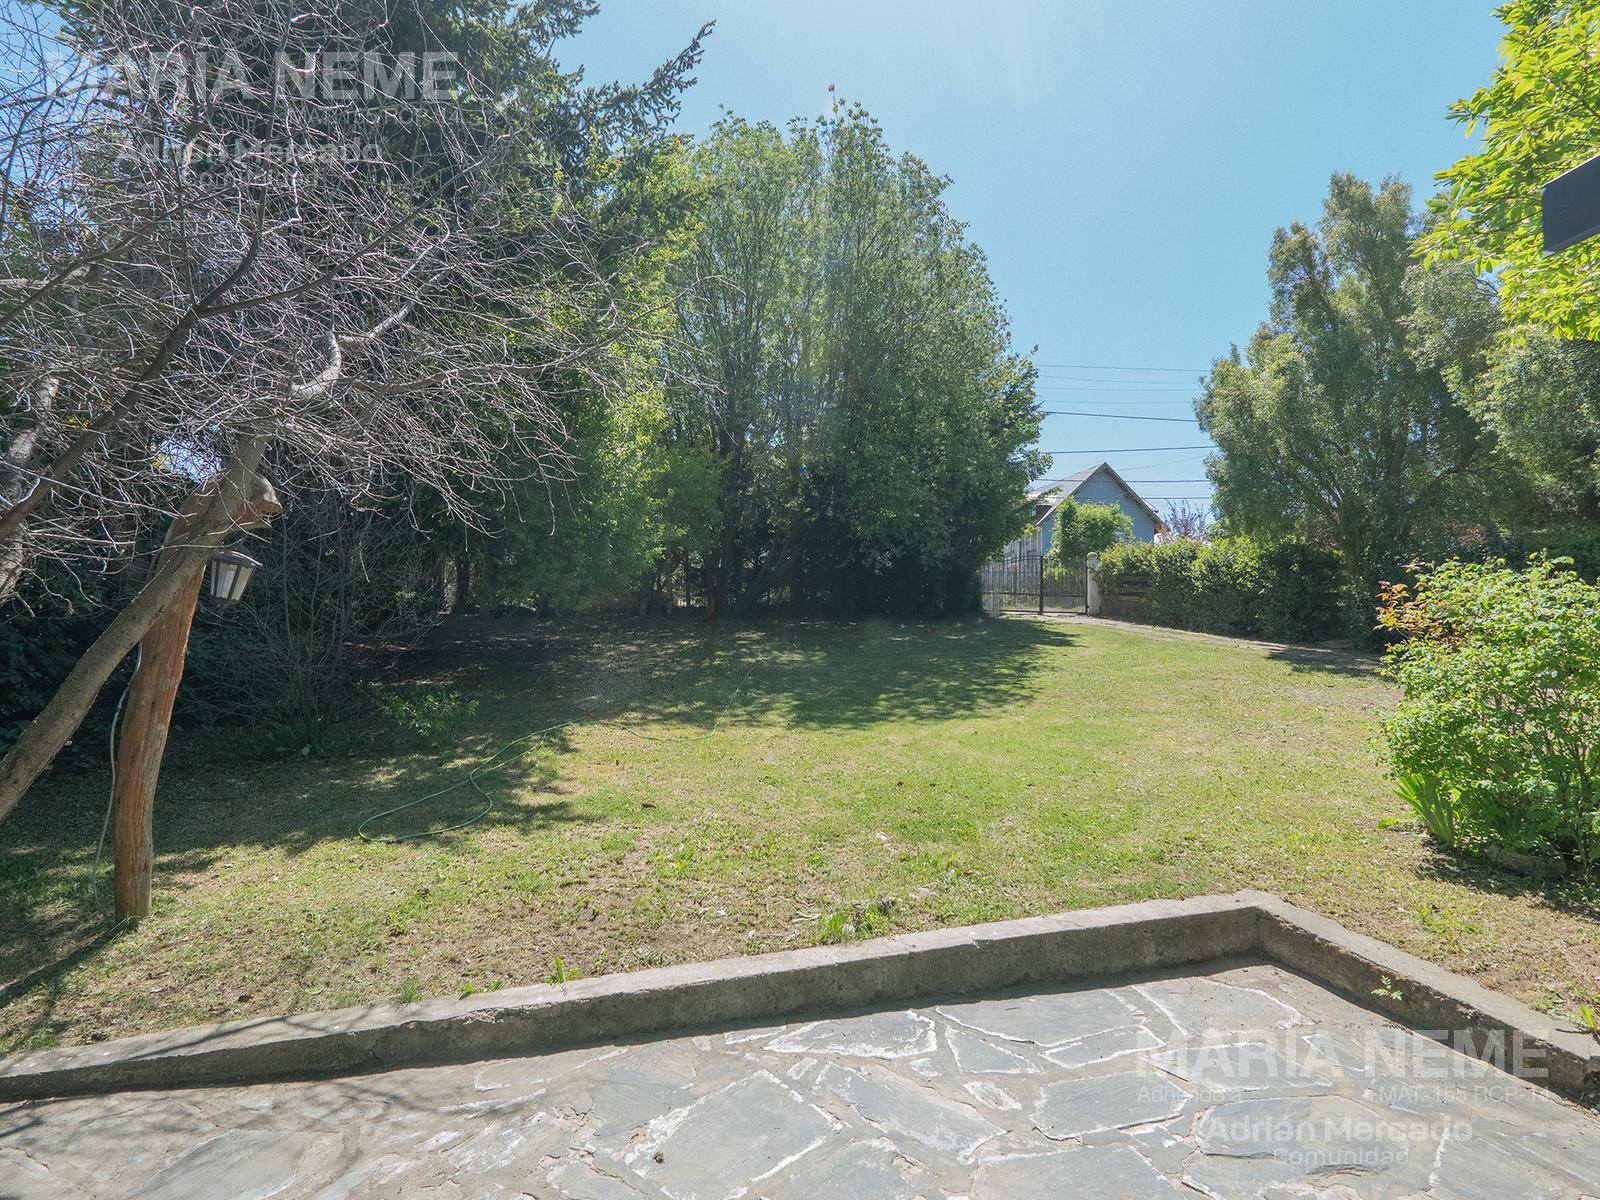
[1256,541,1346,642]
[0,611,83,754]
[372,687,480,750]
[1095,537,1342,642]
[0,568,125,758]
[1503,528,1600,581]
[1142,540,1202,625]
[1429,527,1600,584]
[1379,559,1600,866]
[1049,498,1133,564]
[1182,540,1263,636]
[1091,540,1157,594]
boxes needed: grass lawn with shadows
[2,613,1597,1051]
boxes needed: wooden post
[111,478,279,921]
[111,565,204,920]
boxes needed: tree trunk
[111,568,204,919]
[708,504,740,620]
[1337,529,1383,648]
[109,469,280,918]
[0,437,275,825]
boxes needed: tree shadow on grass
[415,612,1082,733]
[0,922,122,1051]
[0,613,1077,1025]
[1264,645,1384,680]
[0,731,590,1020]
[7,614,1078,871]
[1412,845,1600,927]
[3,723,585,865]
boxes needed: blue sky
[564,1,1505,513]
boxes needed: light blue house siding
[1033,463,1161,557]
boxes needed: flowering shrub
[1379,559,1600,867]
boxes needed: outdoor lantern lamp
[206,548,260,605]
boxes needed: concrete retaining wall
[1,891,1594,1103]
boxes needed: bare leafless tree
[193,478,444,745]
[0,0,699,818]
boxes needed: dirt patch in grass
[2,613,1597,1051]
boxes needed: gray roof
[1034,462,1165,530]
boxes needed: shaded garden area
[3,614,1596,1052]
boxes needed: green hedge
[1497,528,1600,581]
[0,569,124,756]
[1096,538,1344,643]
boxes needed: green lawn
[2,614,1597,1052]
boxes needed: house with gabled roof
[1002,462,1167,562]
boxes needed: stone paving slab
[2,962,1596,1199]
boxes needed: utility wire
[1036,365,1204,374]
[1032,451,1213,483]
[1034,362,1207,373]
[1036,385,1197,393]
[1030,401,1196,412]
[1036,444,1212,454]
[1035,375,1199,386]
[1041,410,1200,423]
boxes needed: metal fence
[979,553,1087,614]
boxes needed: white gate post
[1086,552,1102,616]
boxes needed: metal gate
[980,553,1087,614]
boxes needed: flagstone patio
[2,962,1596,1199]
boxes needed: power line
[1033,451,1214,482]
[1036,384,1197,393]
[1036,444,1212,454]
[1030,401,1196,412]
[1041,410,1200,423]
[1035,374,1199,386]
[1035,362,1207,373]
